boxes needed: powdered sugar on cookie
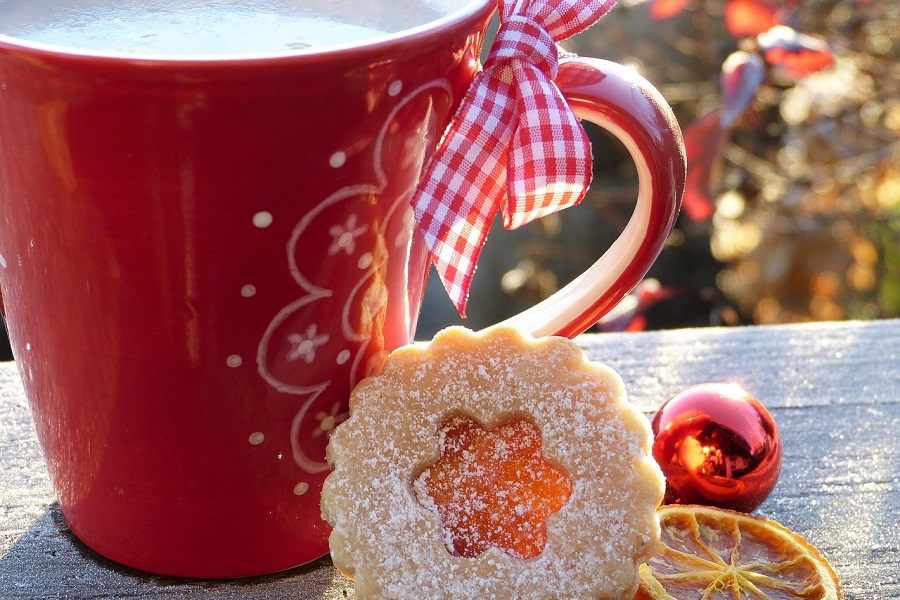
[321,326,664,599]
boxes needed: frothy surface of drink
[0,0,449,55]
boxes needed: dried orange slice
[635,505,843,600]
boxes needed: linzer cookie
[321,326,664,599]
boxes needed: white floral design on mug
[257,79,453,474]
[328,215,369,256]
[286,325,330,363]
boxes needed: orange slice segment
[635,505,843,600]
[414,415,572,560]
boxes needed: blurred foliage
[554,0,899,328]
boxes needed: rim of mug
[0,0,495,63]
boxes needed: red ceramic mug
[0,0,684,578]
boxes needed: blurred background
[417,0,899,338]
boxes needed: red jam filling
[415,415,573,559]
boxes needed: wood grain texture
[1,320,898,599]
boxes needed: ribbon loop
[412,0,618,316]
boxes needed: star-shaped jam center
[414,415,573,559]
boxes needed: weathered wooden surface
[1,320,898,599]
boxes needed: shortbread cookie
[321,326,664,599]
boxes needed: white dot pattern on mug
[293,481,310,496]
[388,80,403,97]
[226,354,243,368]
[253,211,273,228]
[241,284,257,298]
[249,432,265,445]
[329,151,347,168]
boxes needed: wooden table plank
[1,320,898,599]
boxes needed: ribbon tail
[412,72,515,316]
[419,195,498,318]
[503,64,592,229]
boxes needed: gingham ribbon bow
[412,0,616,316]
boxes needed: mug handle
[499,56,686,338]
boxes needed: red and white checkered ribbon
[412,0,616,316]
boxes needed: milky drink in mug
[0,0,444,53]
[0,0,685,580]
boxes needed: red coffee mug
[0,0,684,578]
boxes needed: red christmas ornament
[651,383,782,513]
